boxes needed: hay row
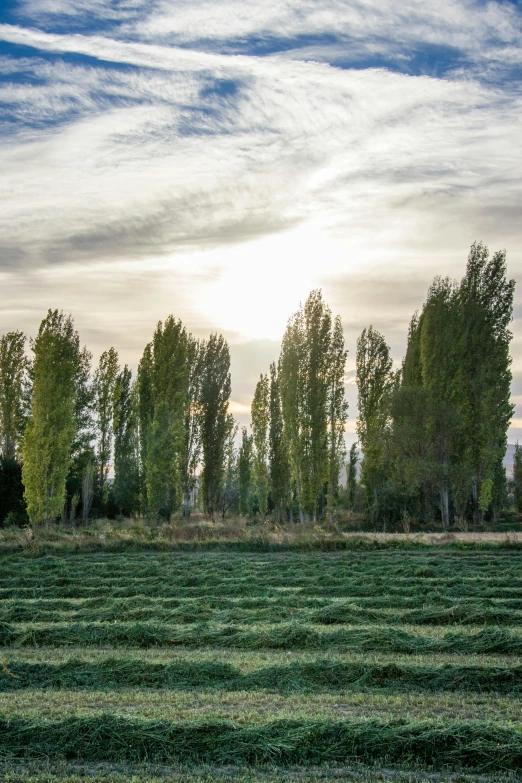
[2,622,521,654]
[1,601,522,627]
[0,715,521,769]
[2,657,522,694]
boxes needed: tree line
[0,242,517,528]
[0,314,234,525]
[354,242,515,528]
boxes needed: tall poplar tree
[23,310,81,525]
[181,336,202,520]
[0,331,30,459]
[137,342,154,508]
[269,362,289,522]
[146,317,188,520]
[113,366,140,516]
[279,310,305,521]
[238,426,254,516]
[251,373,270,517]
[418,277,460,526]
[457,243,514,523]
[514,443,522,514]
[301,291,332,521]
[347,443,359,511]
[93,347,120,495]
[327,315,348,522]
[199,334,231,519]
[356,326,394,519]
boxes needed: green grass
[1,760,519,783]
[2,687,522,723]
[3,655,522,694]
[1,547,522,779]
[3,621,522,654]
[1,715,522,769]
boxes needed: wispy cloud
[0,0,520,421]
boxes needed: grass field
[1,545,522,782]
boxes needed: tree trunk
[471,481,482,526]
[440,484,449,529]
[183,492,190,522]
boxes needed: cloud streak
[0,0,521,427]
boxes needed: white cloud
[0,3,521,412]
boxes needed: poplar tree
[113,366,140,516]
[0,331,30,458]
[146,317,188,520]
[181,336,202,520]
[279,310,305,521]
[251,373,270,517]
[327,315,348,522]
[279,292,347,522]
[457,243,514,523]
[418,278,460,526]
[301,291,332,521]
[238,426,254,517]
[513,443,522,514]
[22,310,81,525]
[356,326,394,520]
[269,362,289,522]
[219,416,238,518]
[137,342,154,507]
[199,334,231,519]
[93,347,119,495]
[347,443,359,511]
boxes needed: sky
[0,0,521,444]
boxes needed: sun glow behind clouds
[0,0,521,425]
[198,230,321,340]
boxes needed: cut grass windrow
[0,716,522,770]
[2,657,522,694]
[2,622,522,654]
[2,599,522,626]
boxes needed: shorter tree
[0,331,30,459]
[513,443,522,514]
[238,427,254,516]
[251,374,269,517]
[347,443,359,511]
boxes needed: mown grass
[3,621,522,654]
[1,715,522,770]
[2,687,522,723]
[3,655,522,694]
[1,760,519,783]
[3,597,522,625]
[1,546,521,778]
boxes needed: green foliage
[113,367,140,517]
[359,243,515,529]
[327,316,348,522]
[514,443,522,513]
[251,373,270,516]
[278,291,347,522]
[238,427,254,516]
[22,311,82,525]
[346,443,358,511]
[93,347,119,497]
[0,330,30,459]
[356,326,394,521]
[181,336,202,520]
[0,457,27,526]
[199,334,232,519]
[269,363,290,522]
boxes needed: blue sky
[0,0,521,438]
